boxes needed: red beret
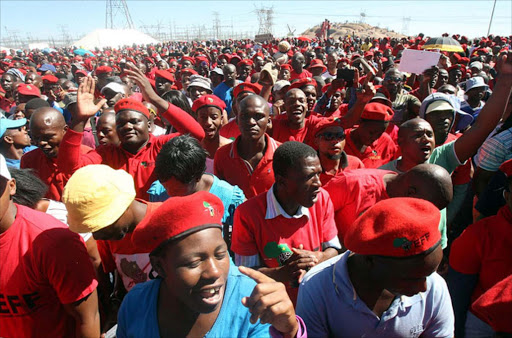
[448,64,463,72]
[289,77,317,90]
[280,64,292,71]
[237,59,253,67]
[345,198,441,257]
[95,66,112,75]
[361,102,394,121]
[75,70,88,77]
[114,98,150,119]
[132,191,224,253]
[308,59,327,72]
[181,56,195,64]
[17,83,41,97]
[472,274,512,333]
[499,158,512,177]
[42,75,58,84]
[218,53,231,61]
[313,116,344,136]
[180,68,198,76]
[233,82,262,98]
[192,94,226,113]
[155,69,175,83]
[364,51,374,57]
[230,54,242,62]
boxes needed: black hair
[9,168,48,208]
[155,135,207,184]
[25,98,50,111]
[273,141,317,177]
[160,90,194,116]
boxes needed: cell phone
[337,68,355,86]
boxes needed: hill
[301,22,407,39]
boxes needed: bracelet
[269,315,307,338]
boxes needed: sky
[1,0,511,46]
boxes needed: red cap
[181,68,198,76]
[132,191,224,253]
[472,274,512,333]
[233,82,262,98]
[345,198,441,257]
[313,116,344,136]
[42,75,58,84]
[155,69,175,83]
[308,59,327,72]
[95,66,112,75]
[114,98,150,119]
[280,64,292,71]
[289,77,317,90]
[192,94,226,113]
[75,70,88,77]
[361,102,394,121]
[17,83,41,97]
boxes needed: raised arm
[340,75,376,129]
[454,52,512,162]
[125,63,204,140]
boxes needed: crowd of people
[1,31,511,337]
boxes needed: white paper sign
[398,49,441,75]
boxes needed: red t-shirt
[97,200,161,291]
[319,152,364,186]
[443,133,472,185]
[232,187,338,302]
[344,128,398,169]
[271,115,341,147]
[450,205,512,303]
[214,134,280,199]
[290,69,313,81]
[219,119,241,141]
[323,169,396,240]
[0,204,97,337]
[21,145,92,201]
[56,103,204,200]
[0,95,15,112]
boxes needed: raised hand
[239,266,299,337]
[497,51,512,77]
[76,76,106,121]
[124,62,156,102]
[356,76,376,103]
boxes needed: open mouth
[197,285,223,305]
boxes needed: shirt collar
[265,185,310,220]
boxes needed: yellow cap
[62,164,136,234]
[425,100,454,115]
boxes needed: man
[214,95,279,199]
[56,70,204,200]
[21,107,91,201]
[0,154,100,337]
[232,141,341,303]
[460,76,488,119]
[297,198,454,337]
[24,72,43,91]
[324,163,453,246]
[290,53,312,81]
[62,164,162,293]
[23,97,50,120]
[15,83,41,106]
[322,51,338,81]
[96,111,120,146]
[101,81,130,108]
[237,59,253,82]
[383,68,421,126]
[313,117,363,185]
[435,68,449,89]
[0,117,32,168]
[154,69,175,96]
[344,102,398,168]
[187,75,213,102]
[213,64,239,115]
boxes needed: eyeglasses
[318,132,345,141]
[384,76,403,83]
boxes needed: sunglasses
[385,76,403,83]
[318,132,345,141]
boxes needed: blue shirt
[117,265,271,338]
[147,174,245,225]
[213,82,234,114]
[296,252,454,338]
[5,145,38,168]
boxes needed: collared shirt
[297,252,455,338]
[56,103,204,200]
[319,151,364,186]
[265,184,310,220]
[214,134,280,199]
[344,128,398,169]
[219,118,241,141]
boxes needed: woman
[118,191,305,337]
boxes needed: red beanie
[345,198,441,257]
[313,116,344,137]
[42,75,58,84]
[361,102,394,121]
[155,69,175,83]
[132,191,224,253]
[114,98,150,119]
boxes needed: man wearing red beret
[15,83,41,104]
[313,117,363,185]
[344,102,398,168]
[290,53,312,81]
[214,95,278,199]
[297,198,454,337]
[232,141,341,304]
[237,59,253,82]
[56,66,204,200]
[154,69,175,96]
[279,64,292,81]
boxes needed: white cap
[101,82,126,95]
[0,154,11,180]
[273,80,291,92]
